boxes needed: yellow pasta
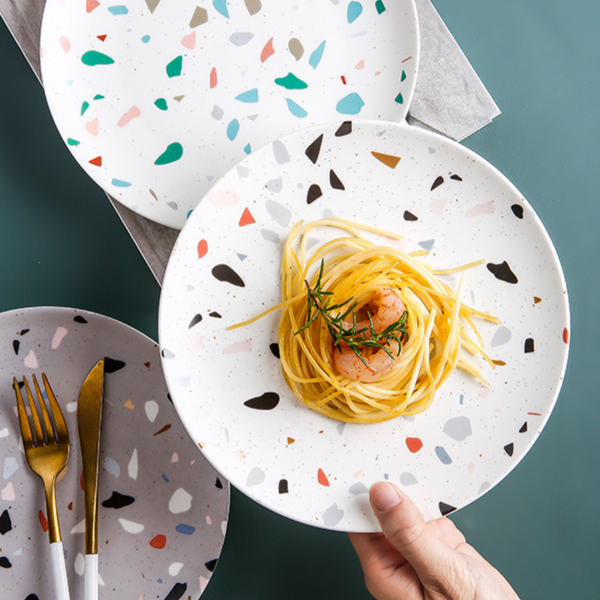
[232,218,499,424]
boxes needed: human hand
[349,482,520,600]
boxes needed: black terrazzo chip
[439,502,456,516]
[519,422,528,433]
[205,558,218,572]
[0,556,11,568]
[431,176,444,190]
[104,357,126,373]
[212,264,245,287]
[279,479,289,494]
[20,329,30,335]
[12,340,19,355]
[73,316,88,324]
[188,314,203,328]
[244,392,280,410]
[486,261,518,284]
[215,477,223,489]
[270,343,280,358]
[511,204,524,219]
[0,509,12,535]
[164,582,187,600]
[403,210,418,221]
[307,183,323,204]
[102,491,135,509]
[329,169,345,190]
[504,443,515,457]
[450,174,463,181]
[524,338,535,353]
[335,121,352,136]
[209,311,222,318]
[167,393,173,404]
[305,134,323,164]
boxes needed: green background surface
[1,1,599,598]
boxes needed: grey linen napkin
[408,0,500,141]
[1,0,500,282]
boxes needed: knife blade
[77,359,105,600]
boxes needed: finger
[348,533,423,600]
[434,517,466,550]
[348,532,386,569]
[349,531,409,573]
[455,541,483,560]
[369,482,455,584]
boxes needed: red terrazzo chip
[197,239,208,258]
[239,207,255,227]
[406,437,423,453]
[317,468,330,486]
[149,534,167,549]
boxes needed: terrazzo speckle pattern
[159,121,570,532]
[0,308,228,599]
[40,0,419,228]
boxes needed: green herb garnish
[295,260,409,370]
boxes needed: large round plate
[0,307,228,599]
[40,0,419,229]
[159,121,570,532]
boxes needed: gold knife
[77,359,105,600]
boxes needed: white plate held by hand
[159,121,570,532]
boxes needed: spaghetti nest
[235,218,499,424]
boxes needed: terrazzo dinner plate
[158,121,570,532]
[40,0,419,229]
[0,307,229,599]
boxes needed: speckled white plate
[40,0,419,229]
[0,307,228,599]
[158,121,570,532]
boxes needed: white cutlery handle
[84,553,99,600]
[49,541,71,600]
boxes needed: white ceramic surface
[159,121,570,532]
[0,307,229,599]
[40,0,419,229]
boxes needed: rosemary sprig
[295,260,409,370]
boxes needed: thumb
[369,482,454,584]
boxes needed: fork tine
[13,378,34,447]
[42,373,68,441]
[32,374,56,443]
[23,377,45,446]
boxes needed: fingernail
[370,481,402,513]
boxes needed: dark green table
[1,1,599,598]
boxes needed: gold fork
[13,374,71,600]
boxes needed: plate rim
[0,304,232,593]
[39,0,421,229]
[158,119,571,531]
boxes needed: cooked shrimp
[333,288,406,382]
[333,338,400,383]
[367,288,406,334]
